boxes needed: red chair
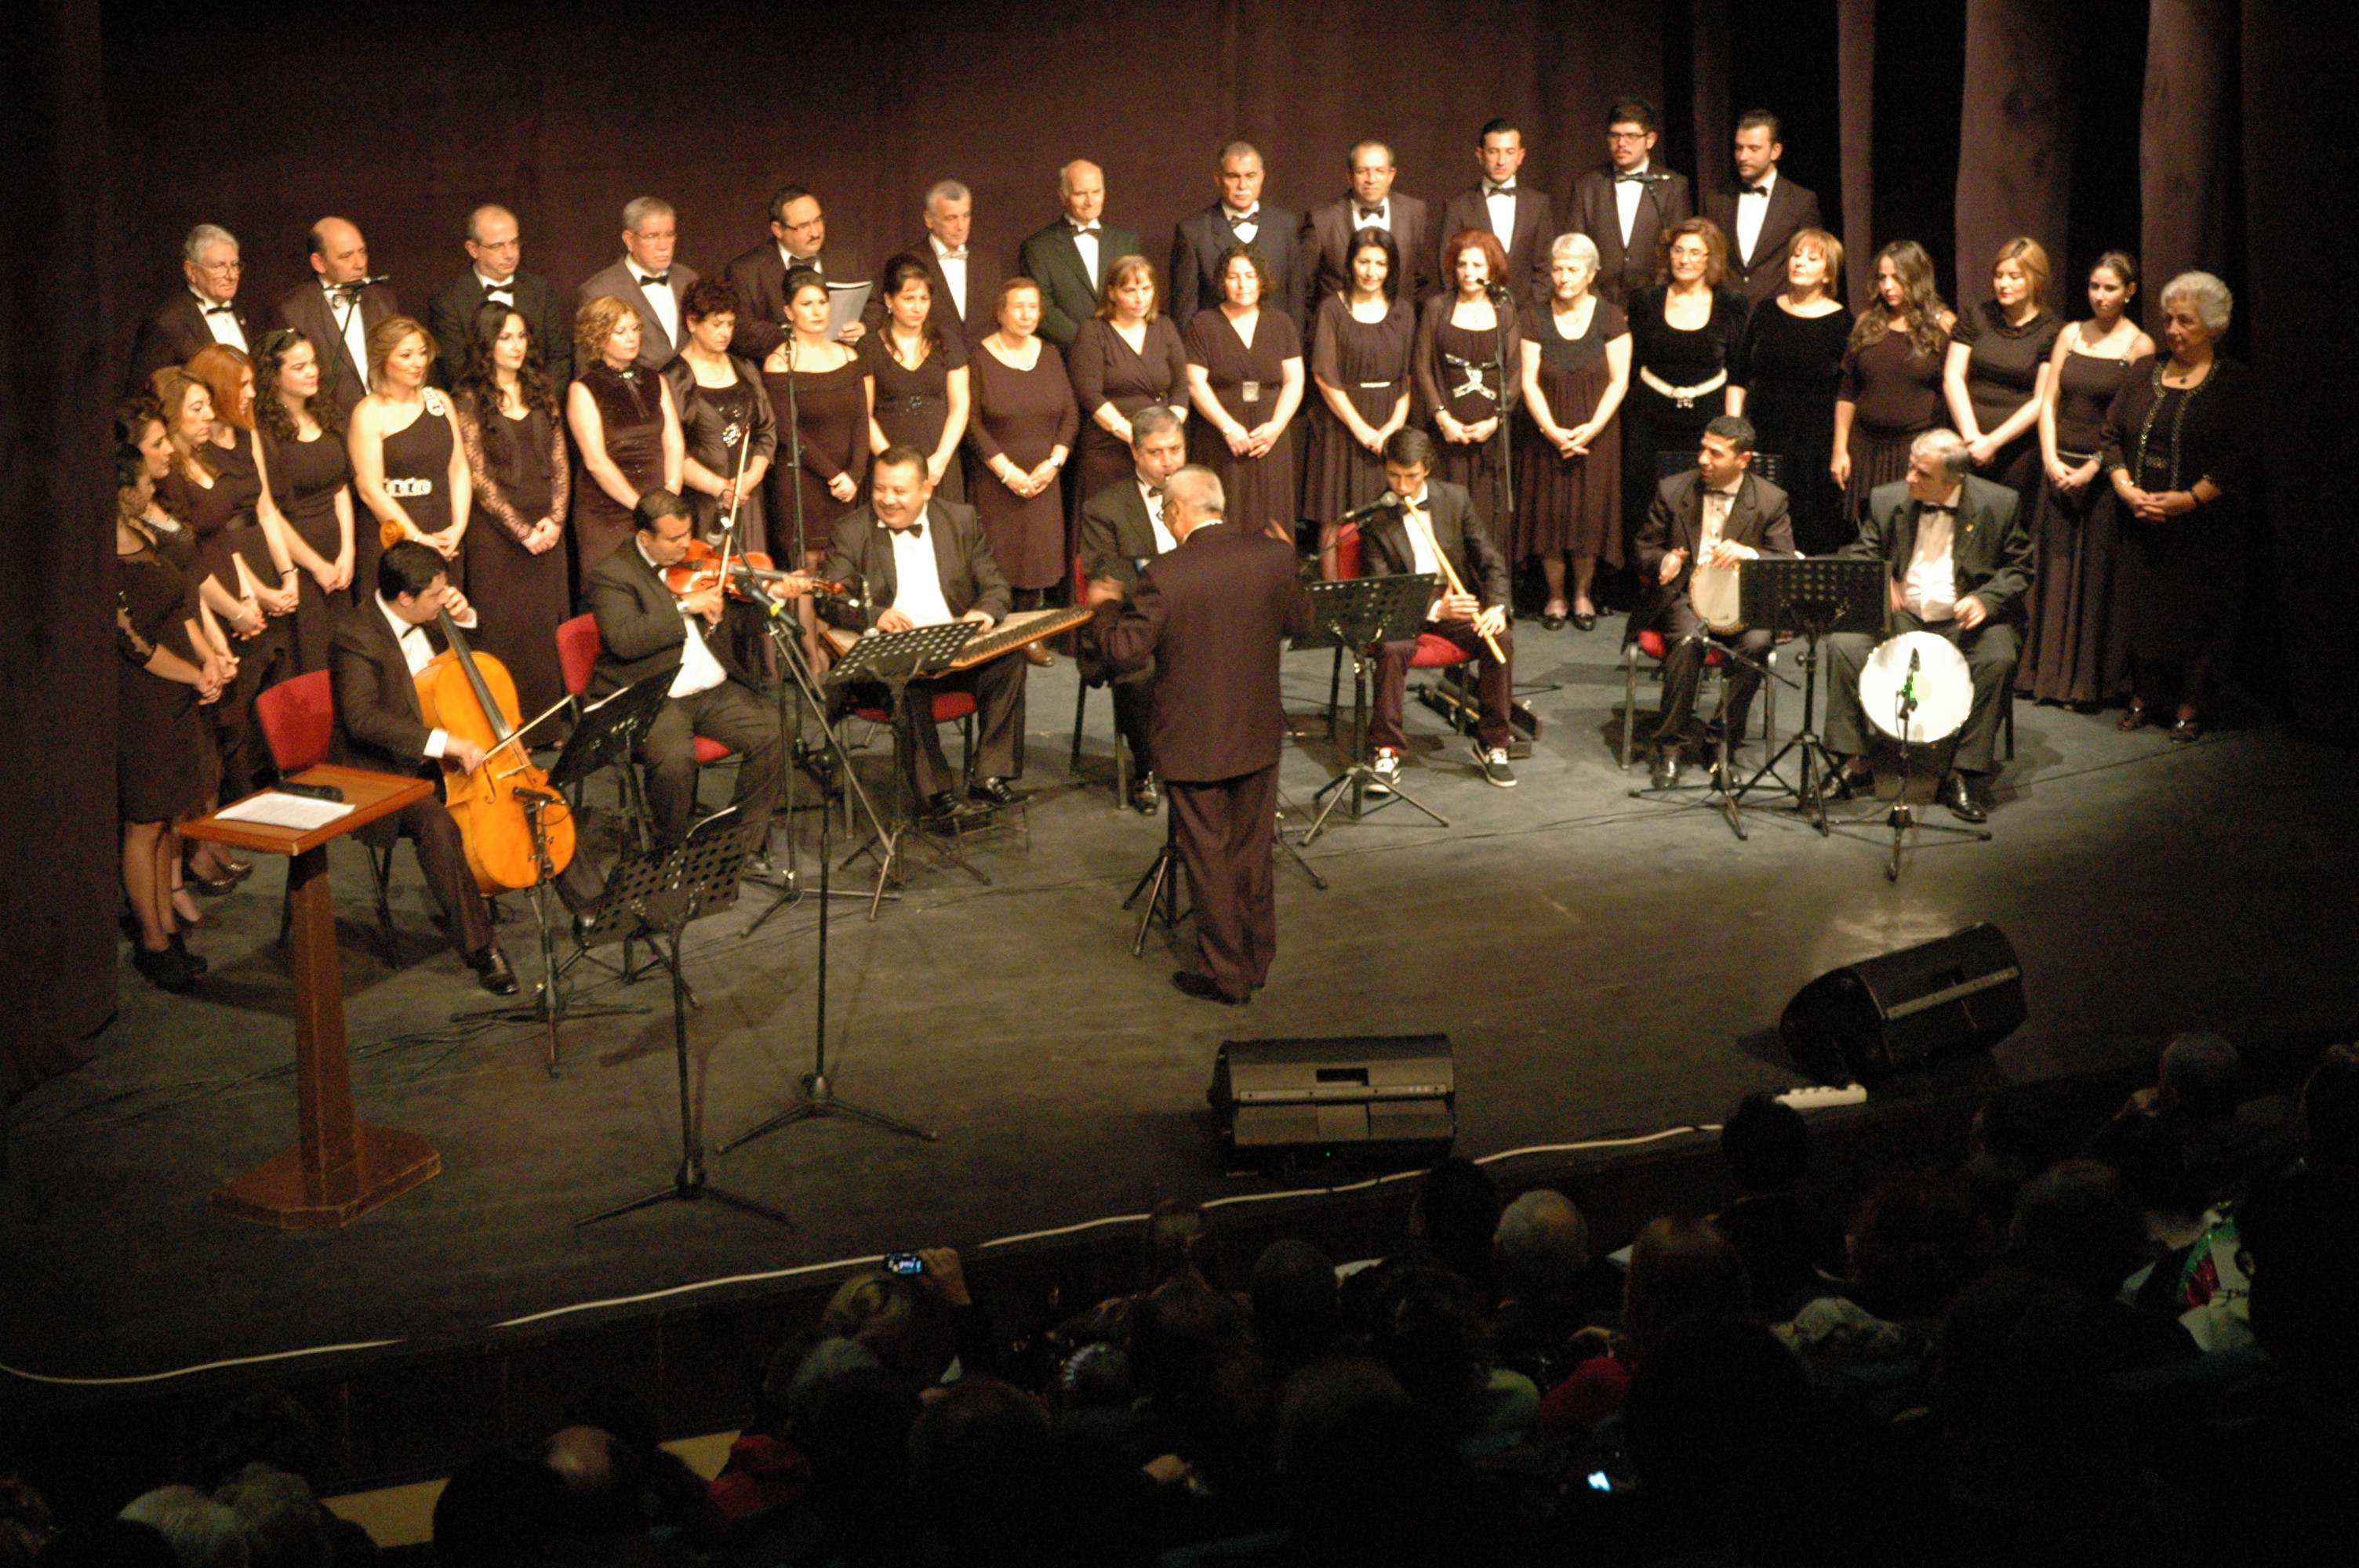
[1619,626,1776,771]
[555,611,737,785]
[1325,521,1478,739]
[1067,552,1132,808]
[252,670,402,967]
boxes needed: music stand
[576,807,787,1228]
[1732,557,1885,833]
[827,620,987,916]
[1624,561,1795,842]
[1299,573,1445,844]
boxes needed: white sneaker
[1368,748,1401,797]
[1474,742,1518,787]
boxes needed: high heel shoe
[2116,702,2149,732]
[131,944,200,993]
[169,932,209,975]
[2169,713,2202,743]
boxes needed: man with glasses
[131,223,256,383]
[1567,98,1693,307]
[726,184,867,362]
[427,204,572,392]
[577,198,697,372]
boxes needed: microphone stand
[1485,282,1517,546]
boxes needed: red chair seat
[692,736,733,764]
[1634,628,1726,665]
[254,670,335,773]
[1410,632,1474,668]
[855,691,979,725]
[556,613,601,699]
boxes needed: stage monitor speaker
[1779,923,2026,1084]
[1208,1035,1456,1163]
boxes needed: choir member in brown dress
[1726,227,1854,554]
[765,269,874,565]
[1070,255,1190,529]
[2018,252,2152,707]
[863,255,972,504]
[1184,246,1306,543]
[351,317,471,601]
[453,302,573,724]
[567,296,683,577]
[114,410,224,990]
[253,328,354,673]
[969,276,1080,642]
[1833,241,1955,530]
[665,278,777,549]
[1619,220,1749,559]
[2102,271,2255,742]
[1307,228,1416,576]
[1946,238,2063,514]
[1518,232,1630,628]
[1416,229,1525,543]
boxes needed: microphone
[1483,281,1512,305]
[1900,645,1921,712]
[1339,494,1405,523]
[333,273,392,294]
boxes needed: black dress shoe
[1172,971,1249,1005]
[1130,773,1161,815]
[1821,766,1870,803]
[169,933,208,975]
[1939,772,1990,824]
[1540,609,1567,631]
[920,791,969,830]
[132,944,200,993]
[969,776,1021,808]
[1572,609,1598,631]
[474,946,520,996]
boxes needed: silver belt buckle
[1241,379,1261,404]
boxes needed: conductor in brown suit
[1088,465,1314,1004]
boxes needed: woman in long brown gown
[1944,238,2063,517]
[454,301,573,724]
[1069,255,1190,528]
[969,276,1081,625]
[863,256,972,506]
[1306,227,1415,577]
[1517,232,1630,629]
[253,328,355,673]
[1417,228,1525,546]
[667,280,777,552]
[763,270,872,564]
[1183,245,1304,539]
[1834,241,1954,528]
[567,296,683,576]
[2017,253,2154,706]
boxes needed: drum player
[1631,414,1796,790]
[1823,428,2032,823]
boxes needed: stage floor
[8,616,2357,1381]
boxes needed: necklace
[2131,359,2211,492]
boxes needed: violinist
[587,489,797,844]
[327,540,515,994]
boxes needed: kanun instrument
[820,605,1092,670]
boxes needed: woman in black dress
[455,302,572,724]
[1834,241,1954,528]
[1307,228,1415,576]
[253,328,354,673]
[1728,227,1853,554]
[2019,252,2154,706]
[568,296,683,577]
[667,279,776,550]
[1518,231,1630,628]
[352,317,471,593]
[2101,271,2255,742]
[864,255,972,505]
[763,270,871,565]
[1620,218,1748,558]
[1417,228,1524,543]
[1184,245,1304,542]
[1070,255,1189,524]
[114,406,222,989]
[1945,238,2063,516]
[969,276,1080,631]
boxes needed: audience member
[430,1450,567,1568]
[2298,1040,2359,1171]
[1538,1214,1750,1436]
[2007,1158,2194,1372]
[209,1468,325,1568]
[114,1490,245,1568]
[1246,1238,1340,1376]
[1490,1188,1620,1392]
[1404,1156,1504,1302]
[1712,1091,1848,1316]
[2081,1032,2301,1216]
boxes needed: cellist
[327,539,517,994]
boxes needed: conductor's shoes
[1172,971,1249,1006]
[474,946,520,996]
[969,776,1021,808]
[1939,772,1990,824]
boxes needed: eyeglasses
[195,260,242,274]
[1606,130,1650,143]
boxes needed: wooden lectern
[181,765,442,1229]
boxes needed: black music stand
[1623,561,1796,843]
[1732,557,1885,833]
[828,620,983,918]
[1299,573,1445,844]
[575,808,787,1228]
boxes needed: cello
[414,609,576,895]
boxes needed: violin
[413,610,576,894]
[660,538,845,604]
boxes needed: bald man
[272,216,402,414]
[1018,160,1140,350]
[427,204,572,391]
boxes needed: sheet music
[216,792,355,831]
[825,282,872,340]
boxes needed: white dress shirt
[886,517,957,627]
[1735,169,1776,266]
[1350,198,1393,234]
[1224,204,1261,245]
[1140,479,1177,555]
[1484,184,1518,244]
[475,269,516,305]
[1070,221,1102,290]
[631,265,679,350]
[780,241,820,278]
[635,539,728,697]
[930,236,969,321]
[193,289,248,351]
[1396,488,1448,619]
[1901,488,1963,621]
[1699,481,1743,554]
[325,281,369,382]
[376,595,449,758]
[1615,160,1652,248]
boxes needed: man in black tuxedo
[1701,111,1824,309]
[1357,429,1518,791]
[1169,141,1305,331]
[1567,97,1695,307]
[867,179,1001,347]
[1630,416,1798,789]
[1825,430,2032,822]
[1020,160,1139,350]
[1438,118,1556,309]
[130,223,256,383]
[587,491,791,844]
[1078,407,1190,814]
[1302,140,1435,305]
[1087,464,1316,1004]
[271,216,402,415]
[327,542,515,994]
[725,185,867,363]
[820,446,1026,823]
[427,204,573,392]
[576,197,696,372]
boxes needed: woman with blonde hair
[350,315,471,592]
[1728,226,1853,553]
[567,294,682,575]
[1945,236,2063,512]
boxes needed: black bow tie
[1070,221,1100,235]
[202,303,235,316]
[1485,182,1518,197]
[638,272,670,289]
[1356,206,1385,221]
[1227,209,1259,226]
[1741,183,1771,197]
[1919,503,1956,516]
[483,281,513,295]
[888,522,925,539]
[1615,171,1648,184]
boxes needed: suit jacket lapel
[1118,481,1158,557]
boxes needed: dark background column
[1954,0,2073,309]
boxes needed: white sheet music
[215,792,354,831]
[824,281,872,340]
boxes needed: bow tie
[1356,206,1385,222]
[1918,503,1957,516]
[1226,208,1259,225]
[637,271,671,289]
[1070,221,1100,235]
[1485,182,1518,197]
[1615,171,1648,184]
[202,303,235,316]
[1740,183,1771,197]
[937,247,967,261]
[888,522,925,539]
